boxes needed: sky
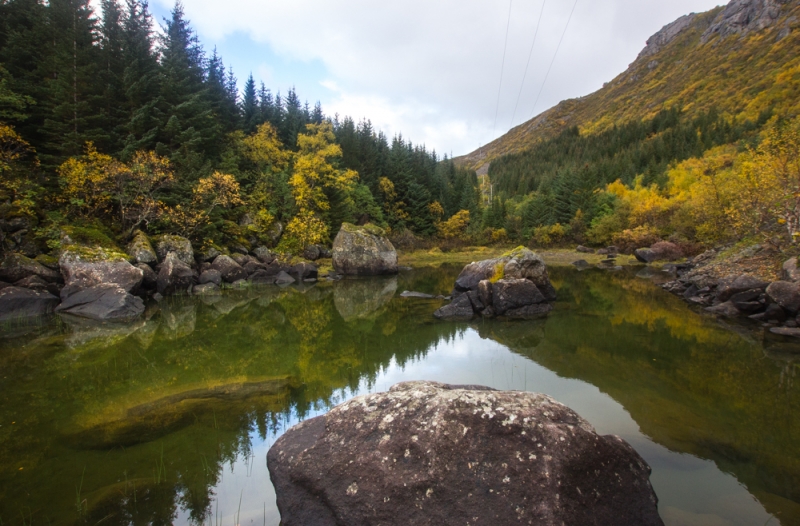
[144,0,726,157]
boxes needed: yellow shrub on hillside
[437,210,470,239]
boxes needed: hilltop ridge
[457,0,800,172]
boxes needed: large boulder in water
[332,223,398,276]
[268,381,663,526]
[0,286,59,322]
[436,248,556,320]
[59,247,143,299]
[56,283,144,322]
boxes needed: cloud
[153,0,725,155]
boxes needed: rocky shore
[0,223,397,325]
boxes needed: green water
[0,265,799,525]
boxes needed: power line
[492,0,514,136]
[528,0,579,121]
[509,0,547,129]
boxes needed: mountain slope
[457,0,800,174]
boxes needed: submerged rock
[56,284,144,322]
[0,286,59,322]
[332,223,398,276]
[268,381,663,526]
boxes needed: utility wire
[509,0,547,129]
[528,0,579,121]
[492,0,514,136]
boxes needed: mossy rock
[340,222,386,237]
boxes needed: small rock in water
[400,291,436,299]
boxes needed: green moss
[503,246,530,258]
[61,245,129,263]
[62,224,119,251]
[490,262,506,283]
[34,254,58,268]
[340,222,385,237]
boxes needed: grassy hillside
[457,1,800,172]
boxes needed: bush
[611,226,662,254]
[650,241,684,261]
[530,224,568,247]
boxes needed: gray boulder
[197,246,222,263]
[717,275,770,302]
[154,235,194,265]
[492,278,547,316]
[634,248,658,264]
[0,287,59,322]
[0,253,61,283]
[766,281,800,315]
[211,255,248,283]
[56,284,144,322]
[433,293,475,321]
[15,274,49,291]
[782,257,800,282]
[332,223,398,276]
[249,270,277,285]
[289,262,318,281]
[136,263,158,290]
[253,246,276,264]
[576,245,595,253]
[705,301,742,318]
[128,231,157,265]
[268,381,663,526]
[157,252,194,295]
[59,248,143,299]
[302,244,321,261]
[199,269,222,286]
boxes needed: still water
[0,265,798,525]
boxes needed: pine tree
[98,0,127,153]
[41,0,105,166]
[241,73,258,134]
[120,0,161,158]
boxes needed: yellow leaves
[0,122,31,173]
[428,201,444,220]
[282,211,329,251]
[606,176,671,229]
[437,210,470,239]
[291,122,357,216]
[194,172,244,210]
[58,143,124,217]
[243,123,289,173]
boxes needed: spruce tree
[241,73,258,134]
[98,0,127,153]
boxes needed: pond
[0,265,798,525]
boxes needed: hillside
[457,0,800,173]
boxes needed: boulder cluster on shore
[0,223,398,324]
[656,250,800,338]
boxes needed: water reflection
[0,267,797,525]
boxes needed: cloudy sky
[147,0,725,157]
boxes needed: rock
[253,246,276,264]
[127,231,157,265]
[466,290,484,311]
[782,257,800,282]
[274,271,295,286]
[34,254,60,270]
[229,253,253,267]
[56,284,144,322]
[702,0,787,43]
[230,279,249,289]
[478,280,493,307]
[59,249,143,299]
[15,274,49,290]
[770,327,800,338]
[572,259,591,271]
[289,262,318,281]
[503,248,550,288]
[705,301,742,318]
[453,259,503,294]
[400,291,436,299]
[267,221,284,245]
[492,278,546,316]
[231,244,249,255]
[199,269,222,286]
[0,253,61,283]
[638,13,697,59]
[634,248,658,264]
[766,281,800,315]
[717,275,770,302]
[730,288,763,306]
[268,381,663,526]
[249,270,277,285]
[0,287,59,322]
[136,263,157,290]
[505,303,554,319]
[750,303,787,322]
[649,241,683,261]
[433,294,475,321]
[302,245,321,261]
[154,235,193,265]
[197,246,221,263]
[211,255,248,283]
[576,245,595,253]
[332,223,398,276]
[318,246,332,259]
[157,252,194,295]
[243,261,267,276]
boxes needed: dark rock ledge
[267,381,664,526]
